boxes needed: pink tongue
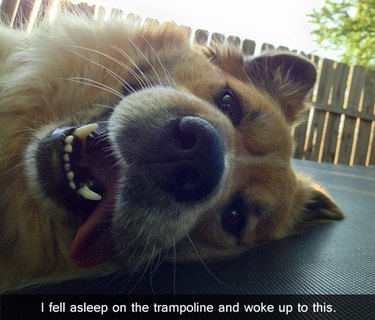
[70,185,117,267]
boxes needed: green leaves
[309,0,375,70]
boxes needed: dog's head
[16,17,342,269]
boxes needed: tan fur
[0,15,342,293]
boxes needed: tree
[309,0,375,70]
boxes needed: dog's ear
[293,176,343,231]
[245,52,317,123]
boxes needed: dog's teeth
[64,135,74,144]
[66,171,74,181]
[64,144,73,153]
[63,124,101,200]
[69,182,76,190]
[76,184,102,201]
[73,123,98,142]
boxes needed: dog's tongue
[70,185,117,267]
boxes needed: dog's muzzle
[141,116,225,202]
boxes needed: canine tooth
[69,182,76,190]
[66,171,74,181]
[73,123,98,141]
[64,144,73,153]
[64,135,74,144]
[76,184,102,201]
[63,153,70,162]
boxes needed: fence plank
[111,8,124,18]
[242,39,256,56]
[293,118,308,159]
[0,0,20,26]
[96,6,106,20]
[194,29,209,45]
[126,13,142,25]
[61,1,95,17]
[227,35,241,48]
[261,43,275,51]
[12,0,36,28]
[321,62,350,163]
[338,119,356,165]
[305,59,335,161]
[354,120,372,165]
[370,126,375,165]
[210,32,225,45]
[305,55,320,101]
[354,70,375,165]
[277,45,289,51]
[338,66,366,164]
[33,0,55,27]
[305,110,326,161]
[321,114,341,163]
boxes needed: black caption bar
[1,294,374,320]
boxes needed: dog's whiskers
[186,234,231,288]
[91,103,115,111]
[146,213,170,291]
[104,68,137,95]
[65,46,140,94]
[212,206,222,227]
[114,223,144,266]
[136,33,177,88]
[114,241,142,292]
[0,151,25,160]
[146,243,160,294]
[126,237,154,294]
[110,45,153,90]
[11,126,41,136]
[172,235,177,295]
[13,115,50,128]
[67,77,125,100]
[2,161,27,180]
[124,35,163,87]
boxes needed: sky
[70,0,340,60]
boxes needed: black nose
[146,116,224,202]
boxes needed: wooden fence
[1,0,374,166]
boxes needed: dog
[0,14,343,293]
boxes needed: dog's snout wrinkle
[147,116,225,202]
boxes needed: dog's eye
[215,89,243,126]
[220,93,236,115]
[221,198,247,237]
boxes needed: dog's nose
[147,116,224,202]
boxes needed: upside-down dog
[0,15,342,292]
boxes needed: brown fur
[0,15,342,293]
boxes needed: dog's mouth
[31,96,227,267]
[33,116,123,267]
[50,123,114,203]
